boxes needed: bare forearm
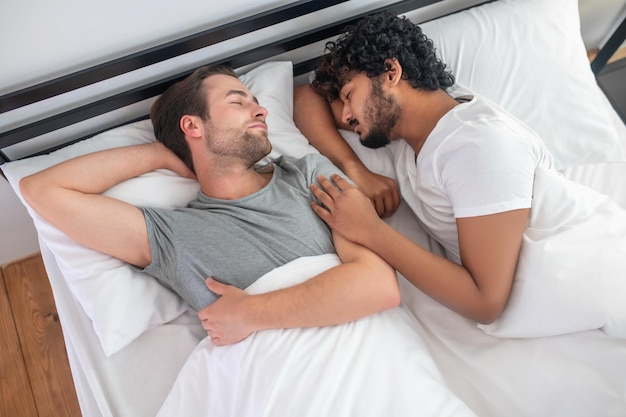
[250,259,399,331]
[310,175,519,324]
[200,233,400,345]
[361,220,497,323]
[21,143,168,197]
[18,143,186,268]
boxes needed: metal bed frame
[0,0,453,163]
[593,14,626,123]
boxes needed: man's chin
[359,135,390,149]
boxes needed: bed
[2,0,626,416]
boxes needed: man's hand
[293,84,400,218]
[197,278,257,346]
[342,167,400,218]
[152,141,197,180]
[311,174,384,245]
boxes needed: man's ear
[180,115,203,140]
[383,58,403,87]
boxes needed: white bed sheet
[386,194,626,417]
[402,282,626,417]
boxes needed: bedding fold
[156,254,477,417]
[478,167,626,338]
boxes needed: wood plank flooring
[0,253,81,417]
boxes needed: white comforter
[156,254,477,417]
[480,167,626,338]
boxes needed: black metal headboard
[0,0,491,163]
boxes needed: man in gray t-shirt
[20,64,399,346]
[141,154,341,311]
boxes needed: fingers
[310,174,356,205]
[310,183,333,210]
[369,178,401,218]
[310,200,331,224]
[310,178,338,217]
[386,188,401,217]
[205,277,225,295]
[329,174,353,191]
[316,175,342,197]
[310,175,344,224]
[380,190,401,218]
[373,197,385,218]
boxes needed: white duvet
[156,254,477,417]
[479,167,626,338]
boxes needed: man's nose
[254,103,268,119]
[342,105,353,126]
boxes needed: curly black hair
[313,11,455,101]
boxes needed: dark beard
[360,128,391,149]
[359,79,401,149]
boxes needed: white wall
[0,177,39,265]
[1,0,290,94]
[1,0,625,265]
[579,0,626,50]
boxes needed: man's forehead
[339,71,365,94]
[339,71,357,87]
[203,75,250,96]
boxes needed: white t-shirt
[391,88,554,263]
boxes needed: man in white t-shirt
[294,11,554,324]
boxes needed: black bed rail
[591,14,626,75]
[0,0,347,114]
[0,0,446,162]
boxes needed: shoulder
[277,153,338,173]
[275,154,345,185]
[433,97,544,160]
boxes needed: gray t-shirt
[139,154,343,310]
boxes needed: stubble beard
[205,124,272,167]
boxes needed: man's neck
[198,164,274,200]
[395,89,460,155]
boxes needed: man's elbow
[19,175,41,207]
[380,269,401,310]
[474,298,507,325]
[386,289,402,310]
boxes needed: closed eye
[225,89,258,106]
[340,89,352,103]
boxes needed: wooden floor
[0,253,81,417]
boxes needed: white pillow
[478,168,626,338]
[2,122,194,357]
[241,62,319,165]
[1,61,317,356]
[338,129,397,181]
[419,0,626,170]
